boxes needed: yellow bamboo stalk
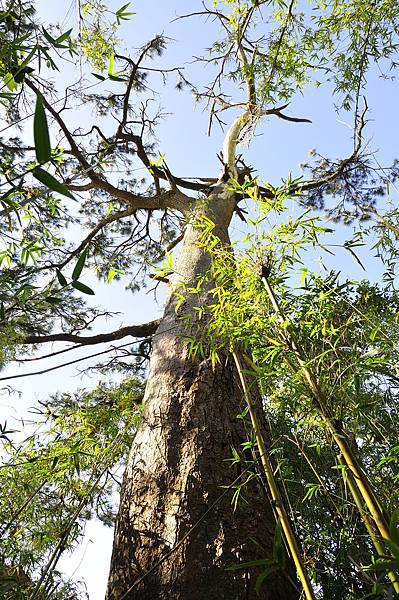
[232,349,316,600]
[344,457,399,593]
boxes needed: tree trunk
[106,196,299,600]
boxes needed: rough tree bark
[106,191,299,599]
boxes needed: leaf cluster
[0,376,144,598]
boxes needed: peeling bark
[106,195,299,599]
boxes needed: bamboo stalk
[0,479,47,536]
[344,457,399,593]
[232,349,316,600]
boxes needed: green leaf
[0,187,16,205]
[115,3,135,24]
[272,518,286,568]
[108,54,115,76]
[56,269,67,287]
[106,267,124,283]
[92,73,106,81]
[345,245,365,271]
[109,74,126,82]
[386,540,399,562]
[33,167,75,199]
[3,72,17,92]
[54,28,72,45]
[72,281,95,295]
[14,66,34,83]
[34,93,51,163]
[255,566,279,596]
[42,27,72,47]
[107,268,117,283]
[364,558,399,572]
[226,559,271,571]
[45,295,62,305]
[15,42,38,72]
[72,250,88,281]
[116,2,132,14]
[42,28,57,45]
[354,373,360,395]
[73,452,81,475]
[40,46,60,71]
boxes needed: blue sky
[2,0,399,597]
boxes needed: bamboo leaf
[3,72,17,91]
[272,518,285,568]
[386,540,399,562]
[345,245,365,271]
[390,509,399,545]
[56,269,67,287]
[45,296,62,305]
[109,74,126,82]
[364,558,399,572]
[33,167,75,199]
[72,280,95,295]
[42,28,57,45]
[255,566,279,596]
[54,28,72,45]
[108,54,115,76]
[34,94,51,163]
[226,559,272,571]
[72,250,88,281]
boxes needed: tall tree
[1,0,399,598]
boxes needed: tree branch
[257,104,368,200]
[117,38,163,135]
[25,79,190,212]
[48,207,138,272]
[115,130,211,194]
[24,319,160,346]
[0,342,136,382]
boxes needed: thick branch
[24,319,160,346]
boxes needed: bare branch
[117,38,163,135]
[0,342,135,382]
[23,319,161,346]
[171,9,229,24]
[262,107,312,124]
